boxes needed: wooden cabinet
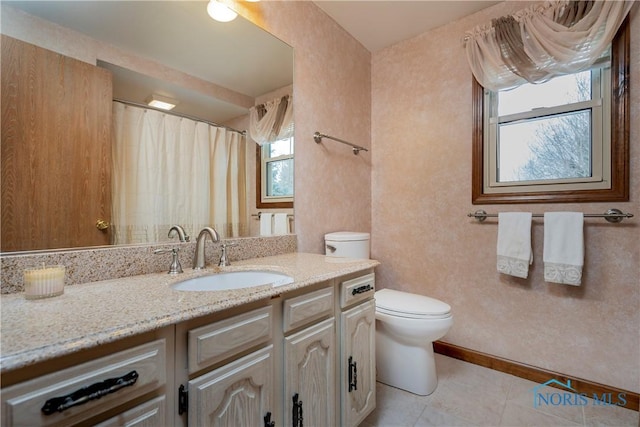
[0,270,376,427]
[338,274,377,427]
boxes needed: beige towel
[497,212,533,279]
[544,212,584,285]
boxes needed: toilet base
[375,330,438,396]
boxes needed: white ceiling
[313,1,500,52]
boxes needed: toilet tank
[324,232,370,259]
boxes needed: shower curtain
[111,102,248,244]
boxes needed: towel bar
[468,209,634,223]
[313,131,368,155]
[251,213,294,220]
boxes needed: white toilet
[323,231,453,396]
[374,289,453,396]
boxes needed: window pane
[498,71,591,116]
[269,137,293,157]
[497,110,592,182]
[266,158,294,197]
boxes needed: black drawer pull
[41,370,139,415]
[352,284,372,295]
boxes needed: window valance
[464,0,634,91]
[249,95,294,145]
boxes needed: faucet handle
[218,242,238,267]
[154,248,184,274]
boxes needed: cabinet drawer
[188,306,272,374]
[2,339,166,427]
[340,273,375,309]
[95,395,166,427]
[283,285,334,333]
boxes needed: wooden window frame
[255,144,293,209]
[471,18,630,205]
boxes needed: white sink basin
[171,270,294,292]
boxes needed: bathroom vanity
[0,253,378,427]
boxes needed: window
[487,66,609,189]
[472,19,629,204]
[256,136,294,208]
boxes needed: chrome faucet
[168,225,190,242]
[193,227,220,269]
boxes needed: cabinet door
[341,299,376,427]
[284,317,336,427]
[187,346,273,427]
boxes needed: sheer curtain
[464,0,634,91]
[112,102,247,244]
[249,95,294,145]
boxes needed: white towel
[259,213,273,236]
[544,212,584,286]
[273,213,289,235]
[497,212,533,279]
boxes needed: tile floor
[361,354,639,427]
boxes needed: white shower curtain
[111,102,247,244]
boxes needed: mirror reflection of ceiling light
[146,94,177,111]
[207,0,238,22]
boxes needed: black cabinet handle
[292,393,304,427]
[178,384,188,415]
[352,284,372,295]
[264,411,275,427]
[348,357,358,392]
[41,370,138,415]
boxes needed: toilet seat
[375,289,451,319]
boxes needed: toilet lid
[324,231,370,242]
[375,289,451,318]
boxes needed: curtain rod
[113,98,246,135]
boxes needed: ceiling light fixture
[146,94,177,111]
[207,0,238,23]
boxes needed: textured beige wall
[236,1,372,254]
[371,1,639,392]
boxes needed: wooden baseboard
[434,341,639,412]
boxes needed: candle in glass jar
[23,265,65,299]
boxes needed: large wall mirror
[1,1,294,252]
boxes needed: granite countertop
[0,252,379,373]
